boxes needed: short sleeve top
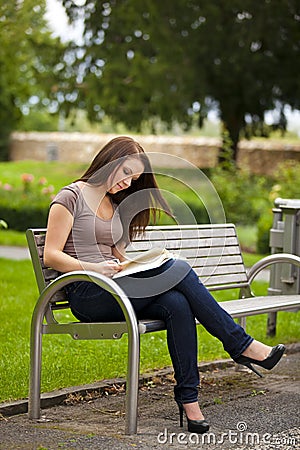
[50,183,124,263]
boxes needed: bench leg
[28,319,43,419]
[238,316,247,330]
[267,312,277,337]
[125,330,140,435]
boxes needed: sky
[44,0,300,136]
[45,0,83,43]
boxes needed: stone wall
[9,131,300,175]
[236,140,300,175]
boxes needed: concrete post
[268,198,300,336]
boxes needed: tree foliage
[62,0,300,161]
[0,0,67,160]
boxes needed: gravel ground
[0,344,299,450]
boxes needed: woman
[44,136,285,434]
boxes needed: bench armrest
[29,270,141,432]
[31,270,138,340]
[247,253,300,284]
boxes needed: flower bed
[0,173,55,231]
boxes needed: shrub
[0,174,54,231]
[271,160,300,199]
[257,211,273,254]
[210,166,271,225]
[168,196,209,224]
[256,160,300,254]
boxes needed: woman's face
[107,157,145,194]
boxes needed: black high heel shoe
[234,344,286,378]
[177,403,210,434]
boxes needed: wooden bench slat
[201,272,248,286]
[34,234,46,245]
[187,255,244,266]
[127,246,243,259]
[139,227,237,240]
[43,268,61,281]
[221,295,300,317]
[126,295,300,334]
[195,264,247,278]
[144,224,235,231]
[128,237,240,252]
[128,240,240,251]
[193,246,242,257]
[37,246,44,258]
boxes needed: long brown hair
[77,136,173,241]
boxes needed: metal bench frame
[26,224,300,434]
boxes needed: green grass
[236,225,268,266]
[236,225,257,252]
[0,160,85,192]
[0,257,299,403]
[0,229,27,246]
[242,252,267,267]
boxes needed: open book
[113,247,174,279]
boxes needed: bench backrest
[26,224,248,311]
[26,228,68,309]
[126,224,248,290]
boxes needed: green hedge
[0,170,210,231]
[0,201,49,231]
[0,197,209,232]
[167,196,209,224]
[0,175,53,231]
[211,167,272,225]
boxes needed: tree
[62,0,300,162]
[0,0,68,160]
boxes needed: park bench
[26,223,300,434]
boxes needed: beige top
[50,183,124,263]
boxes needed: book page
[113,248,173,279]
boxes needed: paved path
[0,344,299,449]
[0,245,30,260]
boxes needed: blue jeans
[65,259,253,404]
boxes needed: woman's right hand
[91,260,122,278]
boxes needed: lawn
[0,257,299,403]
[0,160,85,192]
